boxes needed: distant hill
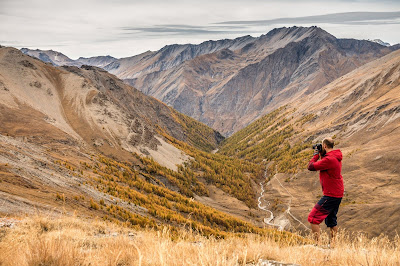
[4,47,222,161]
[20,48,117,68]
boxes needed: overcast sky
[1,0,400,59]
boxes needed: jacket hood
[327,149,342,162]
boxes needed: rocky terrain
[287,49,400,237]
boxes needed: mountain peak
[77,55,115,60]
[259,26,336,46]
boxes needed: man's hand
[308,148,320,171]
[309,149,320,171]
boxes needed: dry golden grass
[0,215,399,265]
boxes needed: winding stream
[257,170,284,231]
[258,169,310,232]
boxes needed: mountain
[0,46,268,235]
[75,55,117,68]
[3,47,222,164]
[115,26,398,135]
[20,48,117,68]
[6,28,400,237]
[20,48,79,66]
[218,49,400,237]
[103,35,255,79]
[1,46,400,265]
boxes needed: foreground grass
[0,215,399,265]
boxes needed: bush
[89,199,100,210]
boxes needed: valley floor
[0,214,399,265]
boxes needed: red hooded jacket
[308,149,344,198]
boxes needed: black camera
[312,143,322,152]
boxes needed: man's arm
[308,155,332,171]
[308,153,319,171]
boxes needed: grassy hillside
[0,46,265,236]
[45,133,267,237]
[218,106,313,176]
[158,130,264,207]
[169,108,224,152]
[1,215,398,265]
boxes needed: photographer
[307,138,344,246]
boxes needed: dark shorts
[308,196,342,227]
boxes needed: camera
[312,143,322,152]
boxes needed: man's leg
[310,223,321,244]
[325,198,341,247]
[308,196,330,245]
[329,226,338,245]
[328,225,339,248]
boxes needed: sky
[1,0,400,59]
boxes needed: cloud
[119,11,400,38]
[216,11,400,26]
[118,11,400,41]
[121,24,253,36]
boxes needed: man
[307,137,344,245]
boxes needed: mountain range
[21,27,399,136]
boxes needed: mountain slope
[218,49,400,237]
[0,47,267,234]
